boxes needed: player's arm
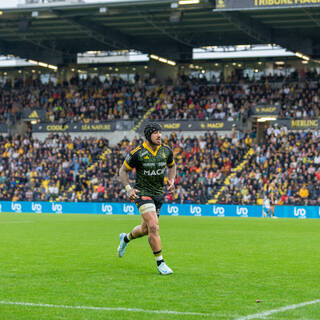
[167,163,176,193]
[119,152,140,201]
[119,163,131,189]
[166,147,176,194]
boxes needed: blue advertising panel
[0,201,319,219]
[274,205,320,219]
[162,204,262,217]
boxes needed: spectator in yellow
[299,184,309,199]
[245,135,253,146]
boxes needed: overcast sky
[0,0,108,9]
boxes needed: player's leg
[141,209,173,275]
[117,221,148,258]
[117,197,151,258]
[141,210,161,252]
[131,220,148,238]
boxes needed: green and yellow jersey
[123,141,175,196]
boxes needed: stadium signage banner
[215,0,320,11]
[159,121,237,131]
[290,119,319,130]
[22,109,46,121]
[274,205,320,219]
[0,202,260,217]
[251,105,280,116]
[275,119,320,130]
[33,122,116,132]
[0,202,319,218]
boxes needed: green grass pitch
[0,213,319,320]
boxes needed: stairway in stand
[208,148,255,204]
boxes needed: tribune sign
[215,0,320,11]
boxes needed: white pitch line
[237,299,320,320]
[0,301,212,317]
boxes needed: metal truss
[221,11,313,56]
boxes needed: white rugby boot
[157,262,173,275]
[117,233,128,258]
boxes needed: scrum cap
[144,122,162,142]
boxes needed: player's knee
[142,224,148,235]
[148,221,159,235]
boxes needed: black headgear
[144,122,162,142]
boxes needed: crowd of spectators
[0,131,251,203]
[0,127,318,206]
[0,67,319,206]
[217,126,320,206]
[0,132,116,202]
[150,70,320,122]
[0,68,319,125]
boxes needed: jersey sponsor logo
[190,205,201,216]
[32,202,42,214]
[294,207,306,218]
[143,162,155,167]
[157,162,166,166]
[143,168,165,176]
[212,205,225,217]
[168,205,179,216]
[162,153,166,159]
[52,203,63,214]
[102,204,112,214]
[140,151,148,157]
[11,202,22,213]
[141,196,152,200]
[236,206,248,217]
[123,204,135,215]
[144,155,149,160]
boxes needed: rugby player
[118,122,176,275]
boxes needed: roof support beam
[221,11,313,56]
[0,40,76,65]
[55,13,193,62]
[65,17,131,50]
[53,9,149,51]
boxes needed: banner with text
[0,202,319,218]
[33,122,116,132]
[251,105,280,116]
[274,205,320,219]
[274,119,320,130]
[0,202,263,217]
[215,0,320,11]
[159,121,238,131]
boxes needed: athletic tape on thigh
[139,203,156,214]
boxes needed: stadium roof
[0,0,320,66]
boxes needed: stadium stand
[215,128,320,206]
[0,1,319,207]
[0,68,320,126]
[0,130,248,203]
[0,123,318,206]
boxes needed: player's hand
[128,188,140,201]
[167,179,175,194]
